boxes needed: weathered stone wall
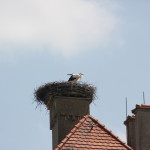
[125,105,150,150]
[124,116,136,150]
[135,110,150,150]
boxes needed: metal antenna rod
[143,91,145,104]
[126,97,128,119]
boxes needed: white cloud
[0,0,119,57]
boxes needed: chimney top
[124,115,135,125]
[34,81,96,109]
[132,104,150,114]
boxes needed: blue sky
[1,0,150,150]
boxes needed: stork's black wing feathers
[68,76,76,81]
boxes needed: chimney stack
[35,82,95,150]
[124,104,150,150]
[124,115,136,150]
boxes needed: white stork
[67,73,83,82]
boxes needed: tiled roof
[55,115,132,150]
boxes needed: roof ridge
[55,115,89,150]
[88,115,132,150]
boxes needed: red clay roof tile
[55,115,132,150]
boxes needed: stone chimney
[124,104,150,150]
[50,96,91,149]
[124,115,136,150]
[35,82,95,150]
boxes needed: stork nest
[34,81,96,108]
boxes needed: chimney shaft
[132,104,150,150]
[124,115,136,150]
[50,96,91,149]
[124,104,150,150]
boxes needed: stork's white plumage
[67,73,83,82]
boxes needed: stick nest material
[34,81,96,108]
